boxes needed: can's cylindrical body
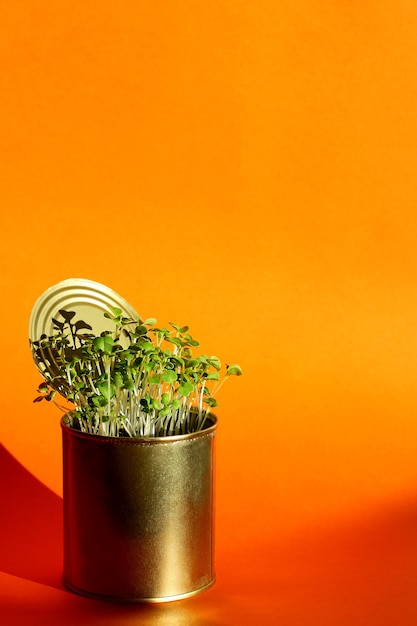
[61,415,216,602]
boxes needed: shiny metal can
[61,413,217,602]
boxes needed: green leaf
[97,381,114,399]
[206,397,219,408]
[123,378,135,390]
[185,358,200,369]
[152,398,163,411]
[104,335,115,351]
[179,381,194,397]
[166,336,182,347]
[208,356,221,370]
[185,336,200,348]
[141,341,155,352]
[143,317,157,326]
[184,336,199,347]
[205,372,219,381]
[161,392,170,405]
[92,395,107,408]
[93,335,114,354]
[93,337,105,352]
[162,370,177,384]
[113,371,124,388]
[168,355,184,368]
[227,364,243,376]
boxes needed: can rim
[61,412,217,444]
[62,575,216,603]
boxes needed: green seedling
[32,307,242,437]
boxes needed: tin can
[61,414,217,602]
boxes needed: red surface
[1,1,417,623]
[1,443,417,624]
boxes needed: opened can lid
[29,277,139,343]
[29,278,139,343]
[29,278,139,384]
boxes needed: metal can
[61,413,217,602]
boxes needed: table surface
[1,442,416,626]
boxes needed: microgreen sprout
[31,308,242,437]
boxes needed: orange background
[1,1,417,624]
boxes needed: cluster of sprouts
[31,308,242,437]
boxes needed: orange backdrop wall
[0,0,416,557]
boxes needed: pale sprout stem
[198,381,205,416]
[52,399,70,414]
[210,374,228,399]
[66,365,72,387]
[106,360,112,419]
